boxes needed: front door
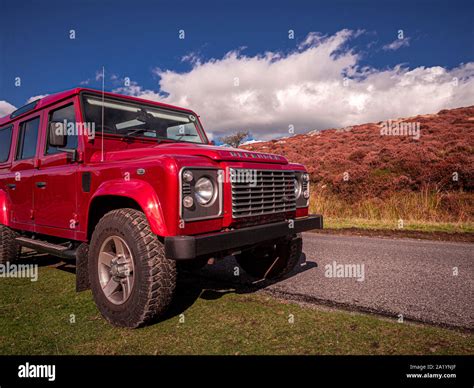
[33,101,79,230]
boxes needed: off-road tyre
[0,225,20,264]
[89,208,176,328]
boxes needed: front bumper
[164,214,323,260]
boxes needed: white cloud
[26,94,48,103]
[1,95,49,118]
[95,70,105,81]
[113,30,474,140]
[0,101,16,117]
[383,38,410,51]
[113,82,164,103]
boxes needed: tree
[219,130,250,148]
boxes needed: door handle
[35,182,47,188]
[6,183,16,190]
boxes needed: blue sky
[1,0,473,139]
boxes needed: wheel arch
[87,179,168,240]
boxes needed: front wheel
[236,235,302,280]
[88,208,176,328]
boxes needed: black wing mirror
[48,121,67,147]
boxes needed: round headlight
[294,178,302,198]
[183,170,194,183]
[195,177,215,205]
[183,195,194,208]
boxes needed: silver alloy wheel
[98,236,135,305]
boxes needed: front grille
[230,169,296,218]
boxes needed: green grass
[0,267,472,355]
[323,218,474,233]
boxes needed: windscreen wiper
[122,128,148,138]
[175,133,198,140]
[121,129,179,144]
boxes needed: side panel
[34,161,79,229]
[8,161,35,225]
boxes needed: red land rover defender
[0,89,322,327]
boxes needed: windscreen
[82,95,205,144]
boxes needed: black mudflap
[76,243,90,292]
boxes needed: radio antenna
[101,66,105,162]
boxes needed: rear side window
[16,117,40,160]
[47,104,78,154]
[0,125,13,163]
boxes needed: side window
[16,117,40,160]
[0,125,13,163]
[47,104,77,154]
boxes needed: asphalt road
[197,233,474,329]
